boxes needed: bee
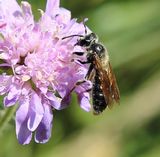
[62,26,120,115]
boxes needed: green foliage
[0,0,160,157]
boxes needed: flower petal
[55,8,71,24]
[0,0,21,15]
[16,96,32,145]
[27,91,44,131]
[35,103,53,143]
[0,0,23,26]
[45,0,60,16]
[21,1,34,26]
[77,92,91,112]
[3,95,18,107]
[7,84,21,100]
[21,1,32,17]
[0,75,11,95]
[74,80,92,112]
[61,93,71,109]
[45,92,62,110]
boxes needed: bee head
[76,33,98,47]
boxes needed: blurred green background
[0,0,160,157]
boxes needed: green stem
[0,106,17,133]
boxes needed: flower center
[18,56,26,65]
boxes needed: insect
[62,25,120,115]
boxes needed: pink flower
[0,0,91,144]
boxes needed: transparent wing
[93,54,120,108]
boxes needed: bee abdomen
[92,72,107,114]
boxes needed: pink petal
[21,1,34,24]
[7,84,21,100]
[35,103,53,143]
[3,95,18,107]
[0,0,21,15]
[78,92,91,112]
[40,14,57,33]
[16,96,32,145]
[27,91,44,131]
[0,75,11,95]
[55,8,71,24]
[45,92,62,110]
[45,0,60,16]
[21,1,32,17]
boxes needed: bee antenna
[62,34,83,40]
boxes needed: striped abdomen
[92,71,108,114]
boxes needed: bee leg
[69,80,91,94]
[73,52,84,56]
[72,65,93,92]
[75,80,92,93]
[76,60,90,64]
[85,64,94,79]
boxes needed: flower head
[0,0,91,144]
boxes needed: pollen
[21,75,31,82]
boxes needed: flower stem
[0,106,17,134]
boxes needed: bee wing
[94,54,120,108]
[107,62,120,102]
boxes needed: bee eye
[95,45,103,52]
[97,45,102,51]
